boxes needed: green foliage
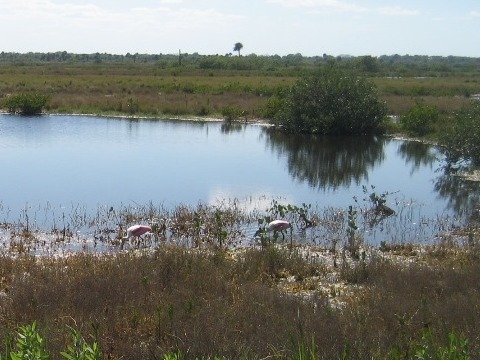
[221,105,243,121]
[441,101,480,165]
[0,322,100,360]
[413,329,469,360]
[9,321,49,360]
[162,352,182,360]
[346,205,358,253]
[260,93,285,118]
[291,335,318,360]
[400,102,439,136]
[2,93,48,115]
[60,326,101,360]
[272,66,387,134]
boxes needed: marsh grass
[1,63,477,119]
[0,242,480,359]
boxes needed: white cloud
[378,6,419,16]
[267,0,368,13]
[470,10,480,17]
[268,0,420,17]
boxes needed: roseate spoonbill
[121,224,152,249]
[254,219,292,240]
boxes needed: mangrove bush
[400,102,439,137]
[270,67,387,134]
[2,93,48,115]
[441,101,480,165]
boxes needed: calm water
[1,114,479,244]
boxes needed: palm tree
[233,42,243,56]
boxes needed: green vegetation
[2,93,48,115]
[441,101,480,165]
[0,52,477,122]
[400,101,439,137]
[1,321,100,360]
[270,67,387,134]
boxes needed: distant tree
[233,42,243,56]
[356,55,379,73]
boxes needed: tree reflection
[395,139,480,217]
[434,173,480,218]
[263,128,386,190]
[220,122,244,134]
[396,140,439,175]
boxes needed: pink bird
[121,224,152,249]
[254,219,292,240]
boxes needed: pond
[1,114,479,248]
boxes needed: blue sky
[1,0,479,57]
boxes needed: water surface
[1,114,478,244]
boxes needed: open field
[1,63,478,119]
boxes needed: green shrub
[2,93,48,115]
[1,322,101,360]
[9,321,50,360]
[221,105,243,121]
[60,325,101,360]
[260,92,286,119]
[441,101,480,165]
[400,102,438,136]
[413,329,469,360]
[271,66,387,134]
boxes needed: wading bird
[254,219,292,240]
[121,224,152,249]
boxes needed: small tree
[400,102,438,137]
[233,42,243,56]
[2,93,48,115]
[441,101,480,165]
[272,66,387,134]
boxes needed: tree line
[1,51,479,74]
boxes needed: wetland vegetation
[1,51,480,359]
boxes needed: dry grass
[1,241,480,359]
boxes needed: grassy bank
[0,63,477,119]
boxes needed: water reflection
[263,128,385,190]
[221,122,244,133]
[434,174,480,216]
[396,140,439,175]
[2,114,480,245]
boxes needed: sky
[0,0,479,57]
